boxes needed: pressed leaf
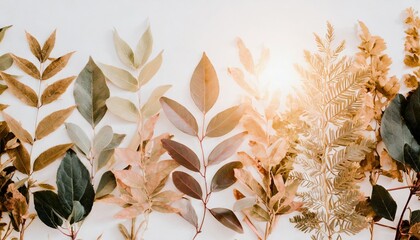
[0,104,8,111]
[211,161,243,192]
[371,185,397,221]
[138,51,163,87]
[248,204,270,222]
[113,29,134,68]
[35,106,76,140]
[161,139,200,172]
[160,97,198,136]
[236,38,255,74]
[41,76,76,105]
[25,31,42,61]
[2,111,33,144]
[209,208,243,233]
[228,67,258,97]
[0,72,38,107]
[106,97,140,122]
[41,30,56,62]
[172,171,202,200]
[74,57,110,127]
[7,142,30,175]
[233,197,256,212]
[93,125,114,153]
[65,123,90,156]
[0,53,13,71]
[190,52,219,113]
[141,84,171,118]
[206,105,244,137]
[97,149,114,170]
[95,171,116,199]
[177,198,198,228]
[134,25,153,68]
[10,54,40,79]
[33,191,64,228]
[99,63,138,91]
[33,143,73,171]
[113,169,144,188]
[103,133,125,150]
[41,52,74,80]
[234,168,266,200]
[208,131,247,165]
[0,25,12,43]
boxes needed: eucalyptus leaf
[65,123,91,156]
[33,191,64,229]
[93,125,114,153]
[371,185,397,221]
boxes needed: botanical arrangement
[0,6,419,240]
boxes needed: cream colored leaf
[141,84,171,118]
[2,111,33,144]
[93,125,114,153]
[106,97,140,122]
[99,63,138,91]
[113,29,135,68]
[236,38,255,74]
[35,106,76,140]
[138,51,163,87]
[65,123,91,156]
[134,25,153,68]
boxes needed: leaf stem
[395,189,414,240]
[386,185,415,192]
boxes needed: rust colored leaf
[206,105,244,137]
[10,54,40,79]
[41,52,74,80]
[211,161,243,192]
[35,106,76,140]
[190,52,219,113]
[208,131,247,165]
[7,142,30,175]
[41,30,56,62]
[209,208,243,233]
[172,171,202,200]
[162,139,200,172]
[2,111,33,144]
[33,143,73,171]
[0,72,38,107]
[41,76,75,105]
[160,97,198,136]
[25,31,42,61]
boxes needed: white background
[0,0,420,239]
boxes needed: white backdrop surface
[0,0,419,239]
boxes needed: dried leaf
[190,52,219,113]
[65,123,91,156]
[160,97,198,136]
[35,106,76,140]
[25,31,42,61]
[41,76,76,105]
[113,169,144,188]
[247,204,270,222]
[134,25,153,68]
[106,97,140,122]
[33,143,73,171]
[0,72,38,107]
[0,84,7,95]
[141,84,171,118]
[7,142,30,175]
[211,161,243,192]
[162,139,200,172]
[95,171,116,199]
[206,105,244,137]
[10,54,40,79]
[41,52,74,80]
[234,168,266,200]
[41,30,56,62]
[208,131,247,165]
[172,171,202,200]
[99,63,138,91]
[113,29,134,68]
[177,198,198,228]
[2,111,33,144]
[74,57,110,127]
[0,53,13,71]
[93,125,114,153]
[209,208,243,233]
[236,38,255,74]
[0,25,12,43]
[233,197,256,211]
[228,67,258,97]
[138,51,163,87]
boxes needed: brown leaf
[33,143,73,171]
[172,171,202,200]
[206,105,244,137]
[10,54,40,79]
[161,139,200,172]
[211,161,243,192]
[35,106,75,140]
[25,31,42,61]
[209,208,243,233]
[7,142,30,175]
[151,203,179,213]
[37,183,56,190]
[160,97,198,136]
[208,131,247,166]
[41,30,56,62]
[177,198,198,228]
[41,52,74,80]
[146,160,179,194]
[236,38,255,74]
[234,168,266,200]
[2,111,33,144]
[190,52,219,113]
[41,76,76,105]
[0,72,38,107]
[0,84,7,95]
[0,104,8,111]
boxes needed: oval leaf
[161,139,200,172]
[172,171,202,200]
[7,142,30,175]
[160,97,198,136]
[209,208,243,233]
[41,30,56,62]
[190,52,219,113]
[371,185,397,221]
[41,76,76,105]
[95,171,116,199]
[208,131,247,165]
[404,144,420,172]
[138,51,162,87]
[206,105,244,137]
[25,31,42,61]
[33,143,74,171]
[106,97,140,122]
[211,161,243,192]
[0,72,38,107]
[74,57,110,127]
[404,87,420,143]
[65,123,91,156]
[93,125,114,153]
[141,84,171,118]
[113,30,134,68]
[0,53,13,71]
[177,198,198,228]
[36,106,76,140]
[34,191,64,228]
[99,63,138,91]
[134,25,153,68]
[42,52,74,80]
[10,54,40,79]
[2,111,33,144]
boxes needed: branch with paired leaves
[160,52,245,239]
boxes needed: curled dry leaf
[106,97,140,122]
[162,139,201,172]
[35,106,76,140]
[0,72,38,107]
[33,143,73,171]
[160,97,198,136]
[41,51,75,80]
[41,76,76,105]
[172,171,202,200]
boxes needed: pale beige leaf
[114,148,141,166]
[2,111,33,144]
[41,76,75,105]
[134,25,153,68]
[206,105,244,137]
[113,29,135,68]
[10,54,40,79]
[236,38,255,74]
[99,63,138,91]
[152,190,183,203]
[33,143,73,171]
[41,52,74,80]
[0,72,38,107]
[138,51,163,87]
[228,67,258,97]
[141,84,171,118]
[115,205,145,219]
[113,169,144,188]
[25,31,42,61]
[256,47,270,75]
[41,30,56,62]
[35,106,75,140]
[106,97,140,122]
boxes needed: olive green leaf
[95,171,116,199]
[99,63,138,91]
[65,123,91,156]
[33,191,64,228]
[33,143,74,171]
[0,53,13,71]
[93,125,114,153]
[106,97,140,122]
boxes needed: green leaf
[33,143,74,172]
[190,52,219,113]
[209,208,243,233]
[65,123,91,156]
[0,53,13,71]
[371,185,397,221]
[93,125,114,153]
[404,87,420,143]
[106,97,140,122]
[0,25,12,43]
[138,51,163,87]
[208,131,247,165]
[411,210,420,225]
[33,191,64,229]
[404,144,420,172]
[206,105,244,137]
[381,94,420,163]
[99,63,138,91]
[134,25,153,68]
[160,97,198,136]
[141,84,171,118]
[113,29,134,68]
[95,171,116,199]
[211,161,243,192]
[57,149,94,221]
[74,57,110,127]
[162,139,200,172]
[70,201,85,224]
[172,171,202,200]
